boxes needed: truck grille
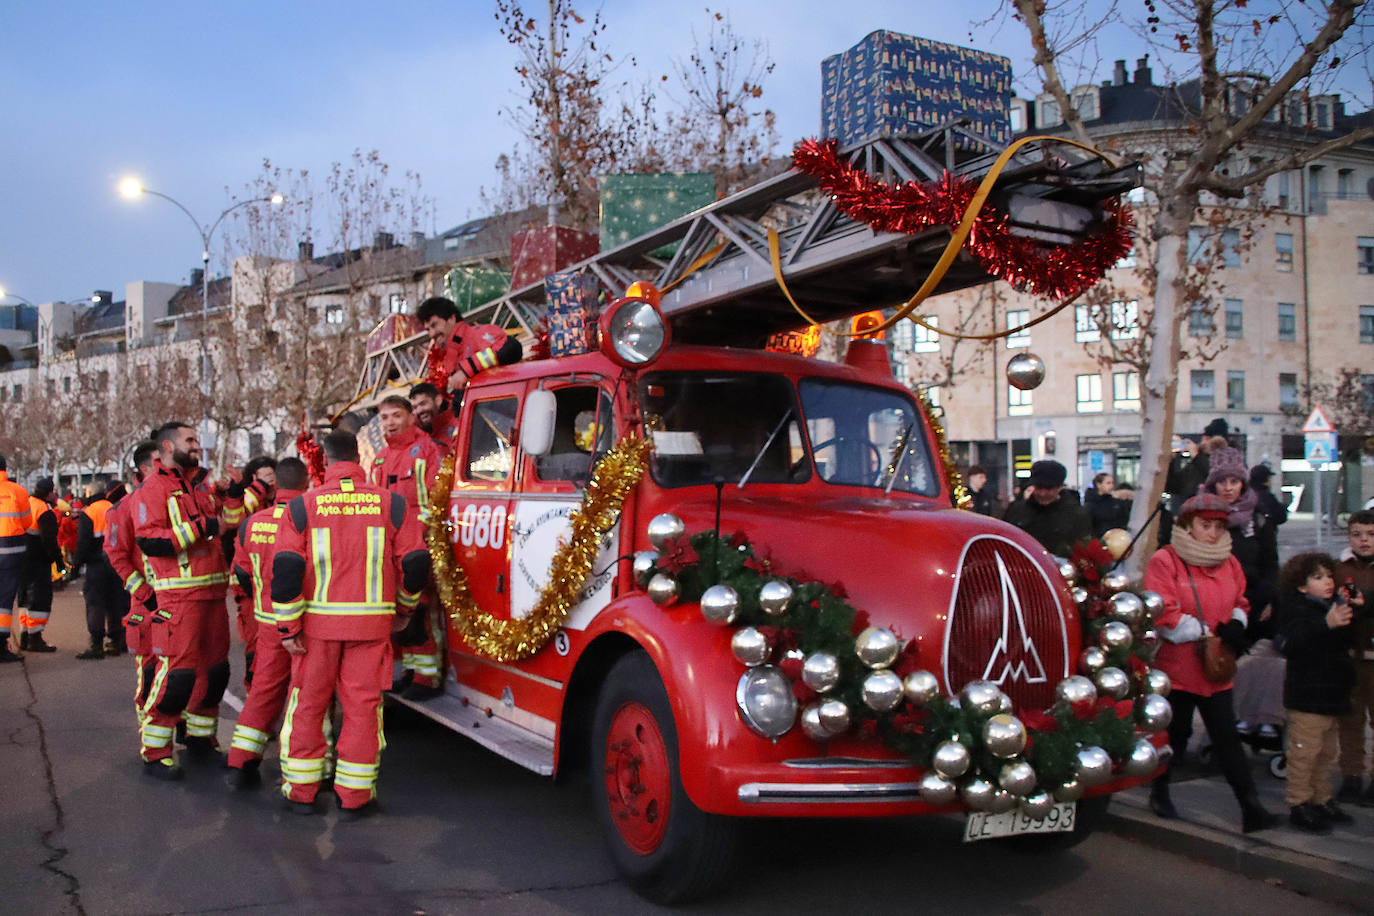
[943,536,1070,713]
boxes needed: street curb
[1103,804,1374,910]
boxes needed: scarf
[1171,525,1234,568]
[1216,486,1258,533]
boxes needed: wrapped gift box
[599,173,716,257]
[510,226,600,291]
[544,271,602,357]
[444,265,511,315]
[821,31,1012,149]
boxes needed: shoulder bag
[1186,565,1237,684]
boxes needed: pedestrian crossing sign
[1304,433,1337,463]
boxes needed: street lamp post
[118,179,282,460]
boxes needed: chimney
[1113,60,1128,87]
[372,230,394,250]
[1133,55,1152,86]
[189,269,204,289]
[409,231,426,248]
[298,240,314,261]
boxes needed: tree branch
[1198,124,1374,196]
[1013,0,1093,146]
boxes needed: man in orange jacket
[105,441,160,721]
[272,431,429,816]
[0,454,29,663]
[369,395,446,699]
[19,476,63,653]
[75,478,129,659]
[415,296,521,398]
[133,422,244,778]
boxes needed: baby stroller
[1230,638,1288,778]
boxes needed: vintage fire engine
[356,130,1164,903]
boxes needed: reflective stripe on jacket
[132,461,229,599]
[0,471,31,558]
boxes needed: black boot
[24,633,56,653]
[1240,792,1279,833]
[1149,777,1178,819]
[75,637,104,660]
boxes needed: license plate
[963,802,1076,842]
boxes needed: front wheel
[591,651,737,904]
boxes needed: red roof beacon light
[599,296,670,369]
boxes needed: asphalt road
[0,586,1355,915]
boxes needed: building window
[1279,372,1298,408]
[889,321,912,386]
[1075,303,1100,342]
[1314,100,1331,130]
[1309,165,1324,213]
[1007,384,1033,416]
[1111,299,1139,339]
[1278,172,1290,209]
[1278,302,1296,342]
[388,294,407,314]
[11,384,20,401]
[1191,370,1215,409]
[1227,370,1246,409]
[923,385,942,409]
[1005,309,1029,348]
[443,236,460,250]
[1362,374,1374,411]
[1187,302,1213,337]
[324,304,345,325]
[1071,86,1098,120]
[1221,228,1241,267]
[62,377,71,394]
[1112,371,1141,410]
[1361,305,1374,344]
[1009,103,1026,133]
[1114,245,1138,269]
[1224,298,1243,338]
[1338,168,1354,199]
[1276,233,1293,271]
[913,316,940,353]
[1076,373,1103,413]
[1358,237,1374,275]
[1037,96,1061,128]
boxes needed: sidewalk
[1104,752,1374,910]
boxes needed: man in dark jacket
[966,466,996,516]
[19,477,63,652]
[1002,460,1091,557]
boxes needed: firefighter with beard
[369,395,446,699]
[415,296,521,399]
[106,441,160,722]
[133,422,245,778]
[272,431,429,816]
[408,381,459,453]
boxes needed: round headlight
[600,296,670,368]
[735,665,798,738]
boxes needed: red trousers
[236,602,259,692]
[280,636,391,809]
[127,618,155,724]
[396,592,443,688]
[227,622,292,769]
[140,597,230,762]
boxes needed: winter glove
[1159,616,1203,644]
[397,610,428,647]
[1216,619,1248,656]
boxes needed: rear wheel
[591,651,737,904]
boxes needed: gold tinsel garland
[426,436,650,662]
[917,389,970,510]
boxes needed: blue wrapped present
[545,272,601,357]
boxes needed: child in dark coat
[1275,552,1363,833]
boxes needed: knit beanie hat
[1204,447,1248,490]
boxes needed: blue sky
[0,1,1365,304]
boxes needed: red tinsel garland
[296,417,325,487]
[425,342,450,393]
[792,138,1134,301]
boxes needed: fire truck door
[449,384,522,620]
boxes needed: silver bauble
[983,714,1028,759]
[920,772,958,806]
[1145,668,1172,697]
[1071,586,1090,609]
[1093,666,1130,700]
[758,579,793,616]
[1057,559,1078,585]
[1099,620,1134,651]
[632,550,659,586]
[1101,570,1130,594]
[999,760,1038,796]
[903,670,940,707]
[960,679,1004,717]
[800,704,830,742]
[816,699,851,735]
[1123,738,1160,777]
[1006,352,1046,391]
[998,693,1014,714]
[988,789,1018,813]
[646,573,678,606]
[1075,746,1113,786]
[961,778,997,811]
[801,652,841,693]
[854,627,901,668]
[1139,693,1173,732]
[932,740,972,779]
[646,513,685,549]
[1078,645,1108,675]
[1108,592,1145,626]
[862,670,904,712]
[1139,590,1166,621]
[1021,791,1055,820]
[730,627,771,667]
[1055,675,1097,706]
[699,585,740,626]
[1053,778,1085,802]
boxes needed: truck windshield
[797,379,938,496]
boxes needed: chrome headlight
[736,665,798,738]
[600,296,669,368]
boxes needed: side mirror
[521,389,556,457]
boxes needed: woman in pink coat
[1144,492,1278,833]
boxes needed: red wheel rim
[603,700,672,855]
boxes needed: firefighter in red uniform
[415,296,522,398]
[226,457,309,788]
[0,454,30,663]
[105,441,160,722]
[408,382,459,452]
[133,422,244,778]
[272,431,429,816]
[225,458,276,691]
[369,395,446,699]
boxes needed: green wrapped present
[445,265,511,316]
[599,173,716,257]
